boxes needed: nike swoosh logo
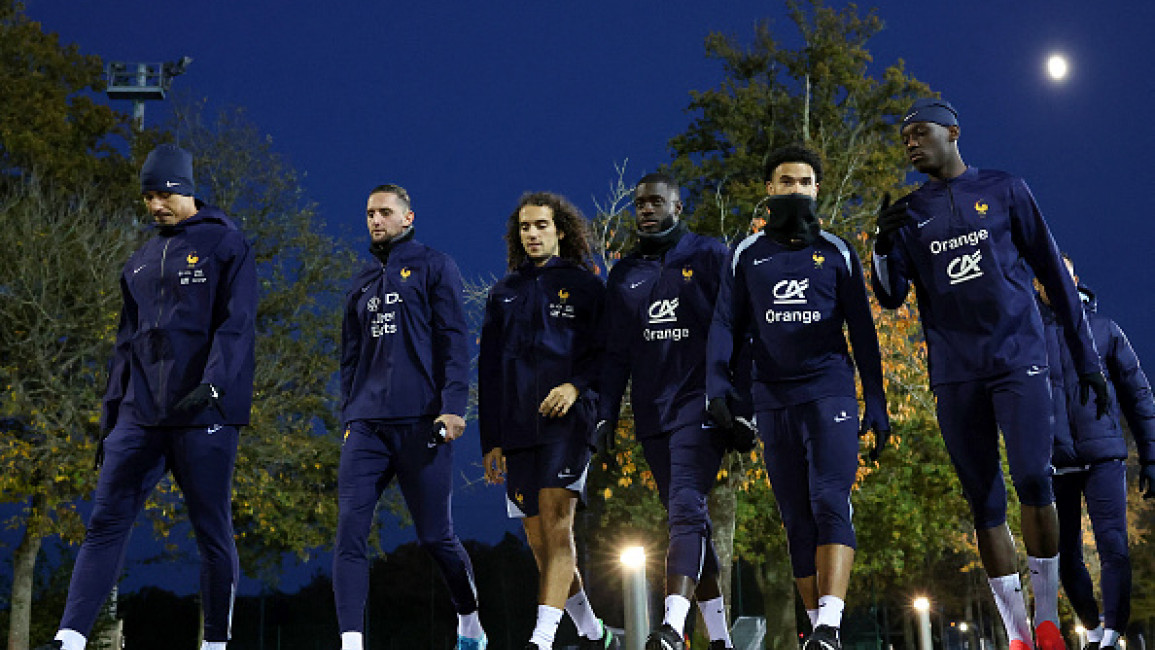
[917,217,935,228]
[502,296,517,303]
[165,181,180,188]
[753,257,772,265]
[904,112,917,122]
[1027,367,1044,376]
[629,280,646,289]
[557,472,576,479]
[133,265,147,274]
[834,414,852,422]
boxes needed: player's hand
[540,383,579,418]
[483,447,506,485]
[595,419,615,455]
[173,383,223,416]
[707,397,734,430]
[1139,463,1155,499]
[874,193,911,254]
[1078,372,1110,419]
[434,413,465,441]
[860,420,890,462]
[730,416,758,453]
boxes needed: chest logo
[558,288,569,303]
[947,250,984,285]
[974,200,989,216]
[186,253,199,266]
[682,267,693,282]
[648,298,679,324]
[400,267,412,280]
[772,278,809,305]
[812,251,825,268]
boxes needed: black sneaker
[33,643,63,650]
[804,625,842,650]
[1084,643,1101,650]
[708,641,733,650]
[580,620,621,650]
[645,624,685,650]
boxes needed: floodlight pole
[104,57,192,130]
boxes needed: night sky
[17,0,1155,594]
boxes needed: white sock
[816,595,845,629]
[340,631,363,650]
[699,596,732,645]
[988,574,1032,644]
[458,610,484,639]
[1027,555,1060,626]
[807,609,820,629]
[663,594,693,637]
[55,630,86,650]
[565,590,602,639]
[1087,624,1105,643]
[201,643,226,650]
[530,604,564,649]
[1101,629,1120,648]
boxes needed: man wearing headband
[333,184,486,650]
[599,173,743,650]
[37,144,257,650]
[871,98,1108,650]
[707,144,889,650]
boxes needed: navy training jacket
[707,230,888,426]
[871,167,1099,386]
[1044,287,1155,467]
[599,231,729,437]
[341,235,469,423]
[478,258,604,453]
[102,205,256,428]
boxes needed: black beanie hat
[140,144,195,196]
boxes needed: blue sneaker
[456,633,488,650]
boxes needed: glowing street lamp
[913,596,932,650]
[620,546,648,650]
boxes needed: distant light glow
[1047,54,1069,81]
[913,596,930,612]
[959,623,969,633]
[620,546,646,568]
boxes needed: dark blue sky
[18,0,1155,594]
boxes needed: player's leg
[50,423,168,650]
[935,381,1032,648]
[678,423,731,649]
[1084,460,1130,647]
[1054,471,1101,634]
[393,418,484,649]
[993,369,1062,649]
[169,424,241,646]
[332,421,396,650]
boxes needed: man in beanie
[333,184,486,650]
[599,173,744,650]
[871,98,1108,650]
[708,144,889,650]
[37,144,256,650]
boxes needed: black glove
[173,383,223,416]
[874,194,911,255]
[731,416,758,453]
[595,419,615,455]
[427,420,448,448]
[1078,372,1110,419]
[707,397,734,430]
[1139,463,1155,499]
[860,421,890,462]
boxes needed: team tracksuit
[478,257,605,517]
[708,229,887,578]
[65,205,256,642]
[1042,286,1155,633]
[871,167,1099,527]
[599,227,731,582]
[334,228,479,633]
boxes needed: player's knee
[1095,528,1130,567]
[1010,471,1052,507]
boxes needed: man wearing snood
[706,145,888,650]
[599,173,739,650]
[333,184,486,650]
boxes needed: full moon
[1047,54,1069,81]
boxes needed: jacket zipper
[156,238,172,411]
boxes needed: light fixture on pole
[105,56,192,130]
[620,546,648,650]
[913,596,932,650]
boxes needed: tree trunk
[754,556,797,650]
[8,494,48,650]
[708,456,738,612]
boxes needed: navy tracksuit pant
[333,418,478,633]
[61,423,240,641]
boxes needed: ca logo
[947,251,983,285]
[772,278,809,305]
[648,298,679,324]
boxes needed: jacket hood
[1077,283,1098,313]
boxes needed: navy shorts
[504,437,591,518]
[934,366,1055,529]
[757,395,859,578]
